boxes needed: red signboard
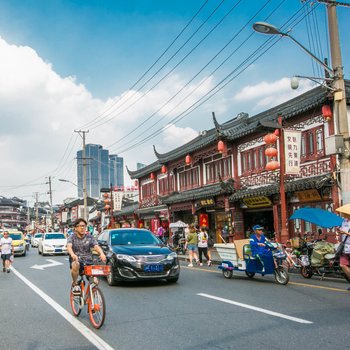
[199,213,209,228]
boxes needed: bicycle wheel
[88,286,106,329]
[70,290,82,317]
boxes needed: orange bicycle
[69,264,110,329]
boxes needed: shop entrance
[243,208,274,239]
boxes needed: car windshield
[35,234,42,238]
[9,233,22,240]
[45,234,65,240]
[110,230,160,246]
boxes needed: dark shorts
[1,254,11,261]
[69,257,92,275]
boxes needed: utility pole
[34,192,39,232]
[326,1,350,204]
[75,129,89,222]
[46,176,54,229]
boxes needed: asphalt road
[1,248,350,350]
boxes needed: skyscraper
[109,155,124,187]
[77,145,124,198]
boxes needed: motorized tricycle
[216,239,289,285]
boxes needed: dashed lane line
[198,293,313,324]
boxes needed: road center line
[11,267,115,350]
[197,293,313,324]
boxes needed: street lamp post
[253,14,349,205]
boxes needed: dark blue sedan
[97,228,180,286]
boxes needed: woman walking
[185,224,198,267]
[198,227,211,266]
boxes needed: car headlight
[166,252,177,260]
[116,254,137,262]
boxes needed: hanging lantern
[104,204,111,210]
[185,154,192,165]
[265,147,278,158]
[217,140,225,153]
[134,180,138,187]
[265,160,280,171]
[274,129,279,136]
[263,133,278,145]
[161,165,167,174]
[103,198,110,204]
[322,105,332,121]
[150,172,155,180]
[103,193,109,198]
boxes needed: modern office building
[109,155,124,187]
[77,145,124,198]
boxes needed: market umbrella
[169,220,188,228]
[289,207,344,228]
[336,204,350,216]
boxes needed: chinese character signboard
[113,191,123,211]
[242,196,272,208]
[295,189,322,202]
[284,130,301,175]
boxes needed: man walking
[0,231,14,273]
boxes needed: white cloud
[0,36,217,204]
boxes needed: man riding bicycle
[67,218,106,295]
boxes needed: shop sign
[242,196,272,208]
[295,189,322,202]
[284,130,301,175]
[112,191,123,211]
[199,213,209,228]
[198,198,215,207]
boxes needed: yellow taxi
[6,230,27,256]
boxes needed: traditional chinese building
[127,82,350,243]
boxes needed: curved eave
[161,183,224,205]
[155,132,218,164]
[229,174,332,201]
[126,161,161,179]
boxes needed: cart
[215,239,289,285]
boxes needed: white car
[38,233,68,256]
[31,233,43,247]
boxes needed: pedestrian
[0,231,14,273]
[337,217,350,289]
[184,224,198,267]
[197,226,211,266]
[156,225,165,242]
[207,228,214,265]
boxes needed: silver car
[31,233,43,247]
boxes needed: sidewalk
[177,247,221,264]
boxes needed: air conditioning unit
[325,134,344,155]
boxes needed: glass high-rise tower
[77,144,123,198]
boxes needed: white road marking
[11,267,115,350]
[30,259,64,270]
[197,293,313,324]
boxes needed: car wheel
[106,263,118,286]
[166,276,179,284]
[22,249,26,257]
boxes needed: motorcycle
[299,238,350,282]
[169,230,186,255]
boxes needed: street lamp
[59,178,78,187]
[253,15,349,205]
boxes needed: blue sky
[0,0,349,204]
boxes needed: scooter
[300,240,350,282]
[169,230,186,255]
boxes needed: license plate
[55,248,62,252]
[144,264,163,272]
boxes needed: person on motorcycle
[249,225,274,273]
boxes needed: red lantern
[274,129,279,136]
[185,154,192,165]
[217,140,225,153]
[104,204,111,210]
[161,165,167,174]
[103,193,109,198]
[265,160,280,171]
[150,172,155,180]
[263,133,278,145]
[134,180,138,187]
[322,105,332,121]
[265,147,278,158]
[103,199,110,204]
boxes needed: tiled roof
[229,174,333,201]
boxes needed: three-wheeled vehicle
[216,239,289,285]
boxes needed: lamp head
[253,22,282,35]
[290,76,299,90]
